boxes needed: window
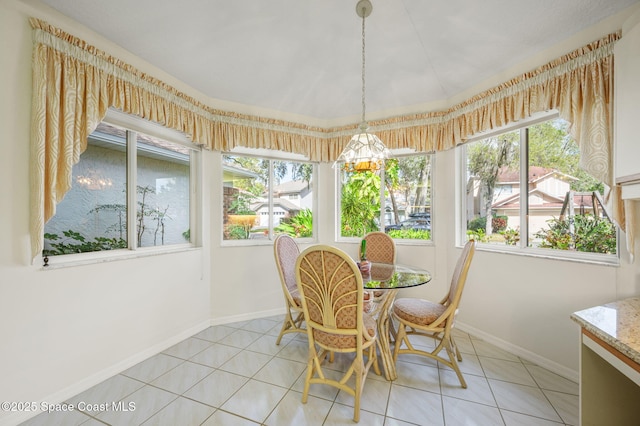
[461,115,617,260]
[222,154,315,241]
[339,154,433,241]
[44,110,199,258]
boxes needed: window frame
[42,109,202,266]
[220,151,318,246]
[336,152,435,245]
[456,111,619,265]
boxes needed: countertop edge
[571,298,640,366]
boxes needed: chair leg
[276,309,294,345]
[275,321,289,345]
[353,364,363,422]
[367,344,381,376]
[302,346,320,404]
[301,362,313,403]
[450,334,463,362]
[392,322,407,363]
[444,341,467,388]
[293,311,304,327]
[276,309,304,345]
[394,322,468,389]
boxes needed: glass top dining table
[362,262,432,290]
[360,262,432,381]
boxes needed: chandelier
[334,0,390,173]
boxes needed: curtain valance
[29,17,625,260]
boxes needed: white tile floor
[20,315,579,425]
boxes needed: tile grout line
[19,316,578,426]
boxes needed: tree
[223,155,267,196]
[383,156,432,228]
[341,170,381,237]
[528,120,603,193]
[91,202,126,239]
[136,185,154,246]
[277,161,313,186]
[397,156,431,213]
[383,159,401,225]
[467,131,519,235]
[339,155,432,240]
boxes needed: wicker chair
[296,245,380,422]
[361,231,396,305]
[392,240,476,388]
[273,234,305,344]
[360,231,396,264]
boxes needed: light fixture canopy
[334,0,390,173]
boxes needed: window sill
[464,243,619,267]
[220,237,317,247]
[39,245,199,270]
[336,236,434,246]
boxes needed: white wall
[208,158,446,322]
[2,0,640,424]
[0,2,211,425]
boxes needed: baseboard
[3,309,290,425]
[0,319,211,426]
[210,307,286,326]
[456,321,579,383]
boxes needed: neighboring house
[271,180,313,210]
[384,201,407,227]
[222,163,261,187]
[251,198,301,227]
[223,169,313,232]
[492,167,577,204]
[251,180,313,227]
[491,167,594,232]
[222,163,262,227]
[384,192,431,227]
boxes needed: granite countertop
[571,297,640,365]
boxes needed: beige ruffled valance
[29,17,625,260]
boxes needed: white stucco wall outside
[44,143,191,249]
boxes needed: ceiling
[38,0,638,124]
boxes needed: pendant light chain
[332,0,390,172]
[361,5,366,125]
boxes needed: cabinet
[571,298,640,426]
[615,10,640,198]
[579,331,640,425]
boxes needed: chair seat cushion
[313,312,377,349]
[393,298,446,326]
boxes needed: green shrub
[468,215,507,232]
[44,230,127,256]
[467,216,486,232]
[226,224,249,240]
[534,214,616,254]
[466,229,489,243]
[275,208,313,238]
[386,229,431,240]
[501,228,520,246]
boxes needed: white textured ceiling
[39,0,638,123]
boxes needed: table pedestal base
[367,289,399,381]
